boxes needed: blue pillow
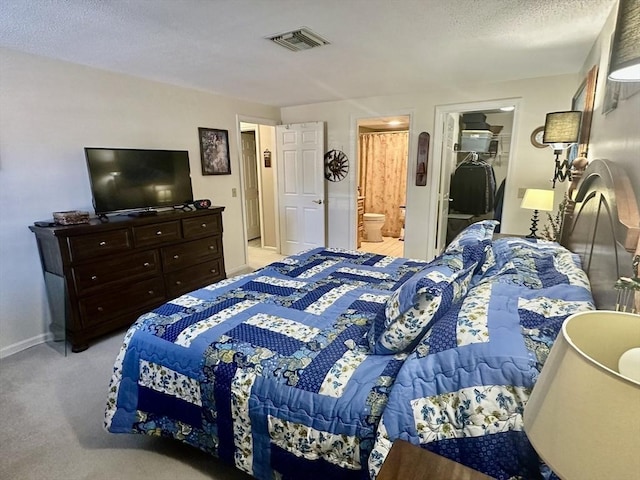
[445,220,499,254]
[369,252,478,355]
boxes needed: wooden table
[377,440,494,480]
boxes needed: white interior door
[435,113,458,254]
[276,122,326,256]
[241,131,261,241]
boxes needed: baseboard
[0,332,54,359]
[3,267,254,359]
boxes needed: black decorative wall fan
[324,149,349,182]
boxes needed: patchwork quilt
[368,238,594,479]
[105,248,430,480]
[105,238,593,480]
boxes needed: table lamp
[520,188,554,238]
[523,310,640,479]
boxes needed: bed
[105,159,639,480]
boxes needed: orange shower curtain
[359,131,408,238]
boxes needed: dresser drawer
[68,229,132,262]
[78,277,166,328]
[161,235,222,272]
[182,214,222,239]
[133,221,181,248]
[166,258,225,298]
[72,250,160,295]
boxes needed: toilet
[363,213,386,242]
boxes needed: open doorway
[356,115,410,258]
[445,108,514,243]
[430,99,520,258]
[238,119,283,271]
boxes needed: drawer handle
[201,223,207,228]
[210,269,217,274]
[91,275,98,281]
[175,280,182,285]
[156,231,163,236]
[148,290,154,295]
[99,241,107,246]
[97,306,104,312]
[208,245,215,250]
[173,254,180,259]
[143,262,150,267]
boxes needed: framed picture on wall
[571,65,598,160]
[603,34,620,115]
[199,127,231,175]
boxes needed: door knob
[312,199,323,204]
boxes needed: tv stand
[29,207,226,352]
[127,210,158,217]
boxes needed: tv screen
[85,148,194,215]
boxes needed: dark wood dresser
[29,207,226,352]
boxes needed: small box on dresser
[29,207,226,352]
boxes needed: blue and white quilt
[368,238,594,479]
[105,248,430,480]
[105,237,593,480]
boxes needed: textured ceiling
[0,0,616,107]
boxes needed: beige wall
[281,75,578,259]
[0,48,280,356]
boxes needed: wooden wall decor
[415,132,429,186]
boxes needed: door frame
[236,115,280,266]
[349,109,415,250]
[429,98,521,259]
[240,129,261,242]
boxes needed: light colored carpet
[0,331,253,480]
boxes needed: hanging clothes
[493,179,506,232]
[450,156,497,215]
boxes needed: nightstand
[377,440,494,480]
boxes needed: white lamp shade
[523,311,640,479]
[520,189,554,211]
[609,0,640,82]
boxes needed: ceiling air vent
[267,27,330,52]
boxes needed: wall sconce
[608,0,640,82]
[520,188,554,238]
[542,111,582,188]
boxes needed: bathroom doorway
[356,115,410,258]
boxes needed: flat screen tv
[85,147,194,215]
